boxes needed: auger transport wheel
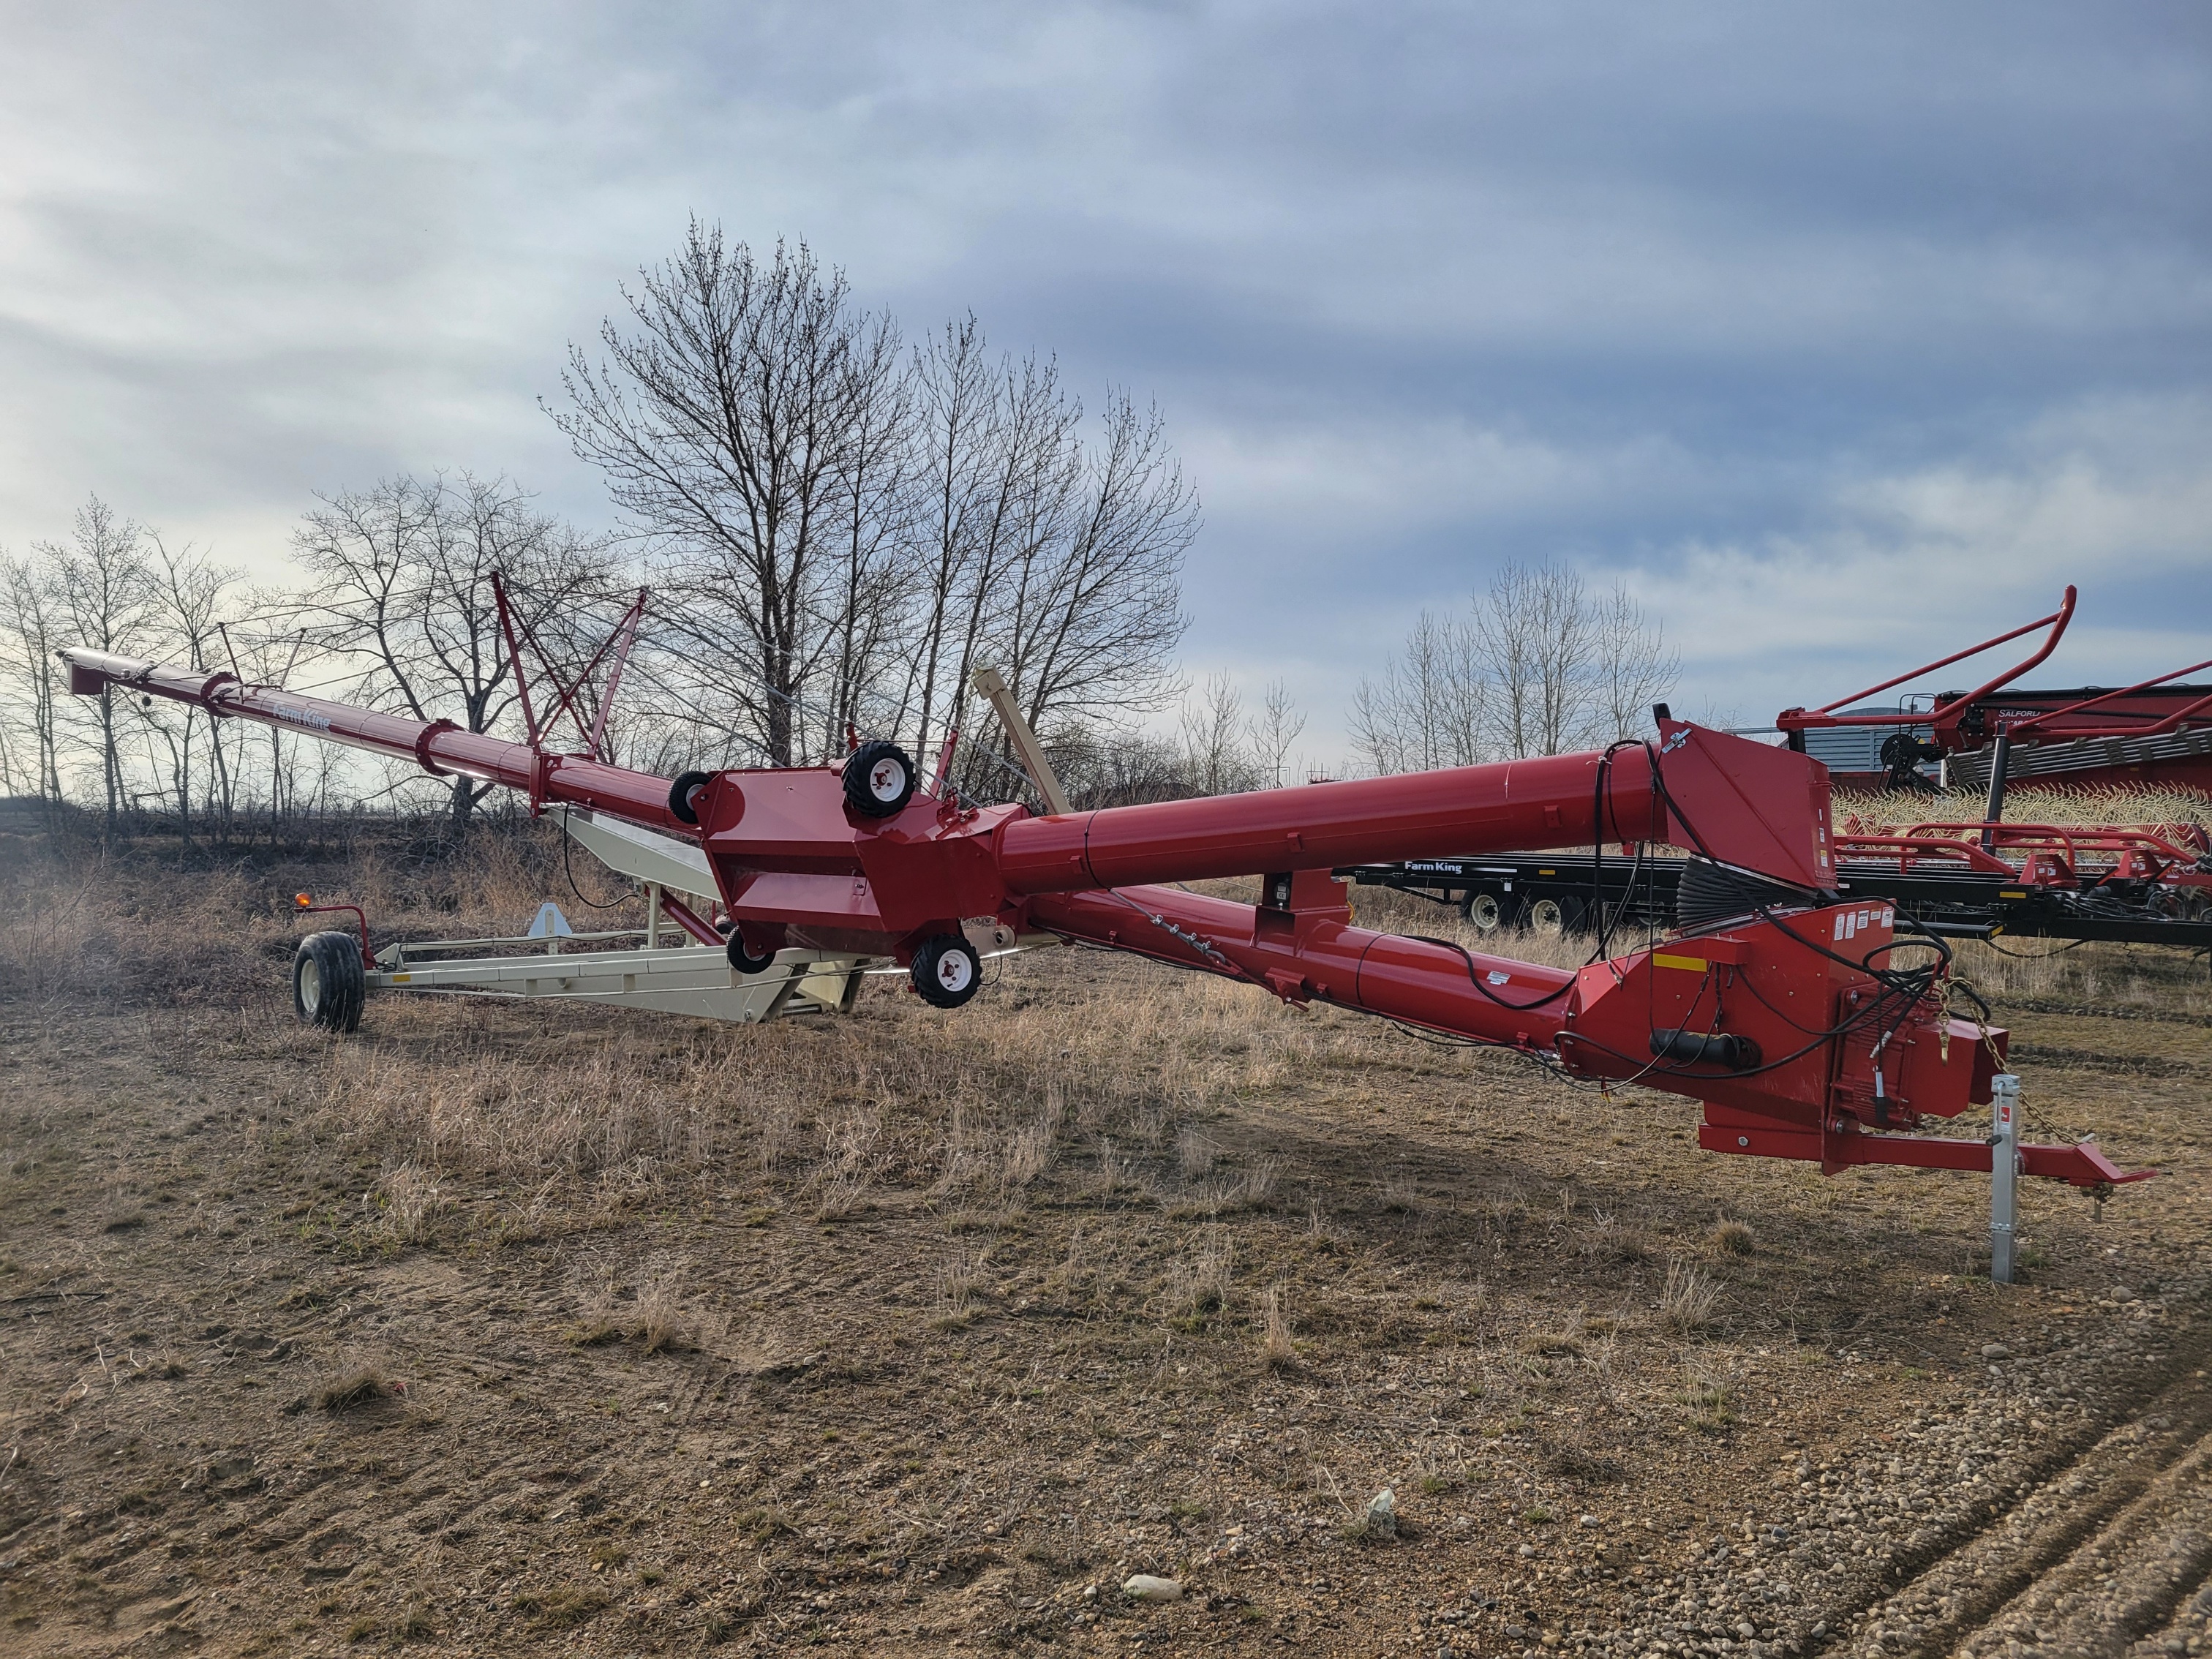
[843,740,917,819]
[726,933,776,975]
[667,770,712,825]
[293,930,366,1033]
[911,933,982,1009]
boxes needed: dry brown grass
[1177,1125,1219,1180]
[1259,1282,1297,1367]
[629,1258,695,1354]
[6,821,2212,1653]
[571,1256,713,1353]
[1659,1259,1721,1333]
[202,857,1393,1245]
[369,1160,445,1244]
[157,863,1545,1254]
[999,1091,1064,1192]
[1162,1227,1234,1323]
[1376,1166,1421,1216]
[0,815,616,1006]
[1227,1155,1279,1209]
[1347,879,1619,964]
[1946,935,2212,1017]
[933,1244,987,1329]
[1709,1219,1756,1257]
[315,1361,399,1412]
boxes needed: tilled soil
[0,928,2208,1658]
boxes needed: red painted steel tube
[1834,835,2018,875]
[658,889,725,947]
[1025,883,1578,1050]
[1044,881,2145,1188]
[1000,749,1664,893]
[1780,585,2076,729]
[1840,824,2210,877]
[1696,1116,2146,1189]
[1004,716,1838,895]
[2007,658,2212,742]
[60,647,694,836]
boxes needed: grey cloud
[0,0,2205,752]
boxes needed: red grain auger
[61,606,2148,1241]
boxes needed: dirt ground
[1,841,2211,1658]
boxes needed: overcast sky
[3,1,2207,763]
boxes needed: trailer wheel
[1529,896,1590,936]
[293,931,365,1033]
[668,770,712,825]
[1463,892,1502,932]
[726,932,776,975]
[911,934,981,1008]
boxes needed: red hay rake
[1779,584,2212,797]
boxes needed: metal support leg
[1981,731,2012,854]
[645,884,661,949]
[1990,1072,2020,1283]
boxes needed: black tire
[292,930,365,1033]
[726,932,776,975]
[843,740,917,819]
[911,934,981,1009]
[668,770,712,826]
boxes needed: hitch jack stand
[1990,1073,2021,1283]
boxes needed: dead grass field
[1,829,2210,1658]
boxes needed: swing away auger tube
[61,642,2148,1195]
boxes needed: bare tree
[124,536,240,847]
[1357,561,1674,773]
[1180,670,1257,796]
[1048,726,1189,810]
[898,315,997,763]
[822,312,916,757]
[554,226,884,767]
[1591,579,1678,743]
[1349,609,1484,775]
[552,228,1190,792]
[1472,561,1598,758]
[1347,673,1409,778]
[43,496,158,846]
[1248,677,1306,788]
[0,547,67,818]
[293,473,616,835]
[1530,563,1599,755]
[944,353,1085,764]
[219,609,314,842]
[991,388,1192,762]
